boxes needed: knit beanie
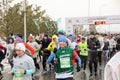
[15,43,25,52]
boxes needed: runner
[116,37,120,51]
[95,33,104,69]
[78,37,88,72]
[8,37,35,68]
[104,51,120,80]
[76,35,82,44]
[27,35,40,70]
[109,36,117,57]
[8,43,35,80]
[67,34,77,50]
[87,32,100,77]
[0,44,6,70]
[103,35,110,65]
[47,35,81,80]
[57,29,71,48]
[6,37,14,58]
[40,34,51,74]
[46,35,58,72]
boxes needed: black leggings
[98,51,102,66]
[33,58,40,69]
[42,53,54,70]
[89,52,98,74]
[80,56,87,70]
[56,77,73,80]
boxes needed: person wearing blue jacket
[47,35,81,80]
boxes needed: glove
[43,48,48,53]
[53,48,57,53]
[43,48,50,56]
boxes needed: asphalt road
[1,59,104,80]
[32,63,104,80]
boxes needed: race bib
[60,57,70,68]
[14,72,24,79]
[81,50,85,53]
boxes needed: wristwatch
[24,70,26,74]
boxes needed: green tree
[89,24,97,33]
[0,2,57,37]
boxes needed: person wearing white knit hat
[8,43,35,80]
[15,43,25,52]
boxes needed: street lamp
[88,0,90,33]
[24,0,27,42]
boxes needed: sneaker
[89,73,93,78]
[83,69,86,73]
[41,70,47,74]
[49,69,53,73]
[0,75,3,80]
[99,65,102,70]
[95,72,98,76]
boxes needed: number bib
[81,50,85,53]
[14,72,23,78]
[60,57,70,68]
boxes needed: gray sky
[11,0,120,33]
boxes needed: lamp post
[88,0,90,33]
[24,0,27,42]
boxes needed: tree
[0,2,57,37]
[89,24,97,33]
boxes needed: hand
[94,46,96,48]
[100,48,102,51]
[53,48,57,53]
[19,69,25,74]
[8,71,12,75]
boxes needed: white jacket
[104,51,120,80]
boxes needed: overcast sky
[11,0,120,33]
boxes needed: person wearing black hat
[87,32,100,78]
[40,34,51,74]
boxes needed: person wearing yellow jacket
[47,35,58,53]
[78,37,88,72]
[43,35,58,73]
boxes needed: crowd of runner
[0,30,120,80]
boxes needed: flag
[56,18,62,24]
[53,22,57,28]
[33,18,40,30]
[55,18,62,29]
[45,21,49,28]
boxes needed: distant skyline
[11,0,120,33]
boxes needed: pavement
[1,58,105,80]
[33,63,104,80]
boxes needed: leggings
[89,52,98,74]
[98,51,102,66]
[56,77,73,80]
[33,58,40,69]
[80,56,87,70]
